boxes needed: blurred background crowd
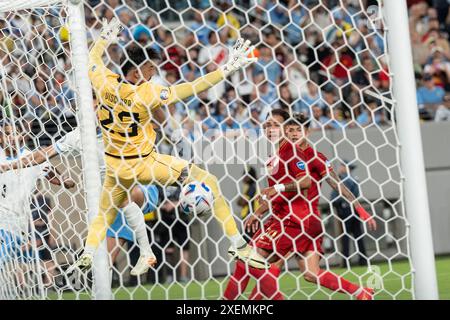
[1,0,449,150]
[0,0,449,286]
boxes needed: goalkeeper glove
[222,38,257,77]
[100,17,123,44]
[355,205,377,231]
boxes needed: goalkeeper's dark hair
[267,108,290,121]
[120,44,161,76]
[285,113,311,129]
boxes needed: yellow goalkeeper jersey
[88,39,173,159]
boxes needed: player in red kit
[223,109,312,300]
[249,114,377,300]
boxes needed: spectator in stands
[417,73,446,108]
[423,47,450,90]
[310,104,331,130]
[411,31,431,69]
[331,107,348,129]
[243,106,262,134]
[322,35,354,85]
[233,102,249,125]
[331,161,368,268]
[353,57,376,88]
[435,93,450,121]
[300,81,323,112]
[425,28,450,60]
[252,45,283,85]
[216,0,240,42]
[198,31,228,67]
[160,30,186,80]
[356,97,386,127]
[257,80,278,108]
[181,48,202,82]
[277,83,296,113]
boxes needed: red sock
[248,265,283,300]
[248,285,263,300]
[317,269,360,295]
[223,261,251,300]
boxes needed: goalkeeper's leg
[187,164,268,269]
[73,175,129,271]
[121,185,157,276]
[140,153,267,269]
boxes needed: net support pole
[67,0,112,300]
[384,0,439,299]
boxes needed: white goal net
[0,0,416,300]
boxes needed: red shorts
[252,215,323,257]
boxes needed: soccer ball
[179,181,213,216]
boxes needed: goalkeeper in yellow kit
[74,18,268,274]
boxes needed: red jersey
[266,140,309,224]
[298,145,333,216]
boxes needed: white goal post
[384,0,438,299]
[0,0,439,300]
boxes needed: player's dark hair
[285,113,311,129]
[267,108,289,121]
[120,44,161,76]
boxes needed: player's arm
[244,200,269,234]
[258,175,311,203]
[258,155,312,202]
[326,170,377,231]
[281,175,311,192]
[88,18,122,86]
[0,145,58,173]
[43,165,75,189]
[162,38,256,106]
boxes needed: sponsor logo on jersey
[91,65,97,72]
[297,161,306,170]
[160,89,169,100]
[326,160,331,168]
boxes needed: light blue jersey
[0,229,33,265]
[106,185,159,242]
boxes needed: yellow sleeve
[88,39,118,91]
[139,69,225,110]
[169,69,224,104]
[136,82,174,110]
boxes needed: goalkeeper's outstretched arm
[166,38,256,105]
[89,19,256,108]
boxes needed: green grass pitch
[54,255,450,300]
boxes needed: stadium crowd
[1,0,450,148]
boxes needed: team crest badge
[91,65,97,72]
[297,161,306,170]
[160,89,169,100]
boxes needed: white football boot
[228,244,269,269]
[130,253,157,276]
